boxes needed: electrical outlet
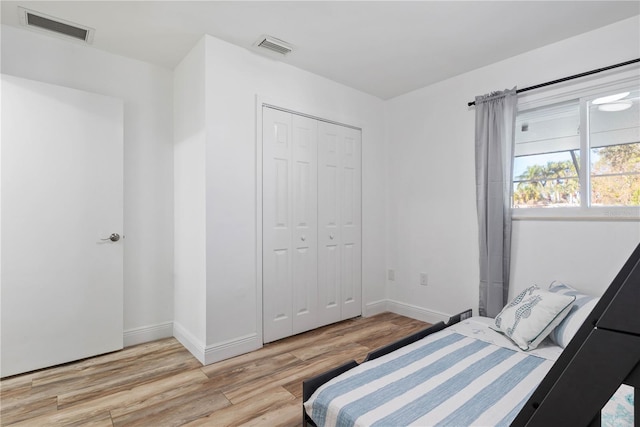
[388,269,395,281]
[420,272,428,286]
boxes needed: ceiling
[2,1,639,99]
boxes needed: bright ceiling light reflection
[598,100,633,112]
[592,92,630,105]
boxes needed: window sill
[511,207,640,221]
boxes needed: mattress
[304,317,631,427]
[603,384,634,427]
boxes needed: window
[512,85,640,217]
[589,91,640,207]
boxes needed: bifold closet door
[317,121,362,327]
[263,107,318,343]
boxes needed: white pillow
[547,281,599,348]
[491,285,575,351]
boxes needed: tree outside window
[512,87,640,210]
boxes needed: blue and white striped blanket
[304,318,559,427]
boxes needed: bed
[303,242,640,426]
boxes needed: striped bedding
[304,317,561,427]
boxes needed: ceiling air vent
[18,7,94,43]
[256,36,293,55]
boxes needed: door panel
[318,123,342,326]
[341,128,362,320]
[275,159,289,228]
[318,122,362,324]
[273,248,291,319]
[1,75,123,377]
[291,115,318,335]
[263,108,293,343]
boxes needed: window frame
[511,68,640,221]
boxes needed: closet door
[339,126,362,320]
[263,108,294,343]
[317,122,362,326]
[263,107,318,342]
[291,115,319,335]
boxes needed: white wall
[510,220,638,297]
[172,35,387,363]
[1,25,175,345]
[173,38,207,358]
[385,16,640,319]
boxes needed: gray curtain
[475,88,517,318]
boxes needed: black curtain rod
[467,58,640,107]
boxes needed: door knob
[329,234,335,240]
[101,233,120,242]
[301,235,306,242]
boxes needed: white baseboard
[172,321,206,364]
[123,321,174,347]
[167,301,448,366]
[363,299,388,317]
[386,300,451,324]
[172,322,263,366]
[204,333,262,365]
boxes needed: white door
[291,115,319,335]
[1,75,124,377]
[263,107,318,342]
[317,123,342,326]
[338,125,362,320]
[262,107,361,342]
[263,108,294,343]
[317,121,362,326]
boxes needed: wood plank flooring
[0,313,428,426]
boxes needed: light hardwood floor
[1,313,429,426]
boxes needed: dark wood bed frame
[302,242,640,427]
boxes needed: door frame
[255,94,363,344]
